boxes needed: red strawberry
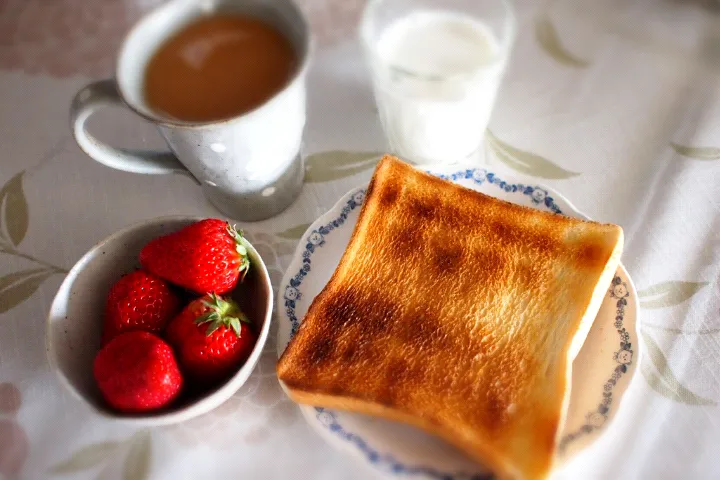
[166,294,256,384]
[93,331,183,413]
[139,219,251,295]
[102,270,181,344]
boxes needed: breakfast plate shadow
[276,164,639,479]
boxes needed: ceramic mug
[70,0,311,222]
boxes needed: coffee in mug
[144,14,297,122]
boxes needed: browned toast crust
[277,156,623,479]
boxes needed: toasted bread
[277,156,623,479]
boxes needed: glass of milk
[360,0,516,165]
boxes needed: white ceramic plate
[276,165,638,479]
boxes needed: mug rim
[115,0,313,130]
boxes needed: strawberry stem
[195,293,251,337]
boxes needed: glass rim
[359,0,517,83]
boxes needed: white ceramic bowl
[46,216,274,425]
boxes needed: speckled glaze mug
[70,0,311,221]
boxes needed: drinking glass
[360,0,516,165]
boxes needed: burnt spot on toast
[307,336,335,366]
[385,358,412,383]
[578,241,611,270]
[489,220,517,243]
[378,180,401,207]
[489,219,557,256]
[375,359,423,408]
[474,249,507,282]
[483,389,508,432]
[389,224,423,259]
[431,243,464,275]
[409,196,440,220]
[397,307,452,352]
[320,288,399,339]
[390,357,426,385]
[438,205,465,230]
[340,344,359,363]
[526,233,556,255]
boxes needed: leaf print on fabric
[276,223,311,240]
[49,431,151,478]
[640,330,716,405]
[48,442,121,475]
[642,324,720,335]
[0,242,68,274]
[123,431,152,480]
[305,151,383,183]
[0,269,54,314]
[485,131,580,179]
[0,171,29,246]
[670,143,720,160]
[0,268,48,292]
[637,281,708,309]
[641,361,716,406]
[0,170,68,293]
[535,15,590,68]
[0,171,69,316]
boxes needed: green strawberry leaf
[205,319,222,336]
[237,310,251,324]
[196,294,249,336]
[227,224,252,276]
[195,311,219,325]
[229,317,241,336]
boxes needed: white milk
[369,11,506,165]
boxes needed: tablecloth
[0,0,719,478]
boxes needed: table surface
[1,0,719,479]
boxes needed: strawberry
[102,270,181,344]
[166,294,256,385]
[139,219,251,295]
[93,331,183,413]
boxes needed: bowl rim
[46,215,274,426]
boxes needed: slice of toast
[277,156,623,479]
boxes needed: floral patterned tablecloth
[1,0,719,478]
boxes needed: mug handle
[70,79,198,182]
